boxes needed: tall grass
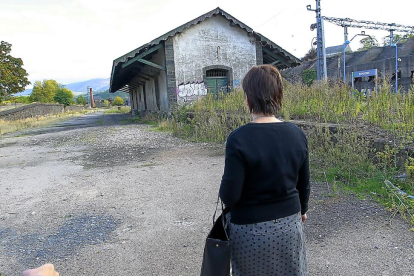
[158,80,414,225]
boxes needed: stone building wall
[172,15,258,102]
[0,103,87,121]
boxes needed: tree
[302,69,317,86]
[53,87,74,106]
[30,80,59,103]
[12,95,31,104]
[358,36,379,51]
[76,95,87,105]
[0,41,30,103]
[302,48,317,61]
[382,34,414,46]
[113,96,124,106]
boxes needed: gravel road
[0,112,413,276]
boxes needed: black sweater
[219,122,310,225]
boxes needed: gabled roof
[110,7,301,92]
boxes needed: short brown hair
[242,64,283,115]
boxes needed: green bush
[13,96,31,104]
[53,87,74,106]
[113,96,124,106]
[101,100,109,107]
[75,95,87,105]
[301,69,317,86]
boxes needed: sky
[1,0,414,88]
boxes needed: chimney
[89,87,95,108]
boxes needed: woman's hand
[22,263,59,276]
[301,213,307,222]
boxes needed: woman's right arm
[297,138,310,216]
[219,136,245,208]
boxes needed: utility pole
[307,0,327,81]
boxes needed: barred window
[206,69,227,77]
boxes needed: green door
[206,77,228,94]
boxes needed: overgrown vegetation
[113,96,124,106]
[152,79,414,225]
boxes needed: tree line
[0,41,87,106]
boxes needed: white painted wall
[173,15,258,89]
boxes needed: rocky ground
[0,112,413,276]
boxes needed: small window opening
[206,69,228,77]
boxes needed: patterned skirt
[228,212,307,276]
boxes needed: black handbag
[200,195,230,276]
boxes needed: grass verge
[0,110,96,135]
[103,106,131,114]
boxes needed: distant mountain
[65,78,110,93]
[16,89,33,96]
[14,78,110,97]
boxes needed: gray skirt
[228,212,307,276]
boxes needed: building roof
[110,7,301,92]
[282,38,414,79]
[326,44,352,56]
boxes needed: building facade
[110,7,300,114]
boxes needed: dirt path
[0,113,413,276]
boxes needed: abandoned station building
[109,7,300,114]
[283,39,414,92]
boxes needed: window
[206,69,228,94]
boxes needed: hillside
[78,90,129,101]
[65,78,109,93]
[14,78,110,96]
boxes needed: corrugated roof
[110,7,301,92]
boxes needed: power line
[322,16,414,33]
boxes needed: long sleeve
[297,144,310,215]
[219,136,245,208]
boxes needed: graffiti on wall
[233,79,241,87]
[176,81,207,103]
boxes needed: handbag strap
[213,193,230,240]
[212,193,221,225]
